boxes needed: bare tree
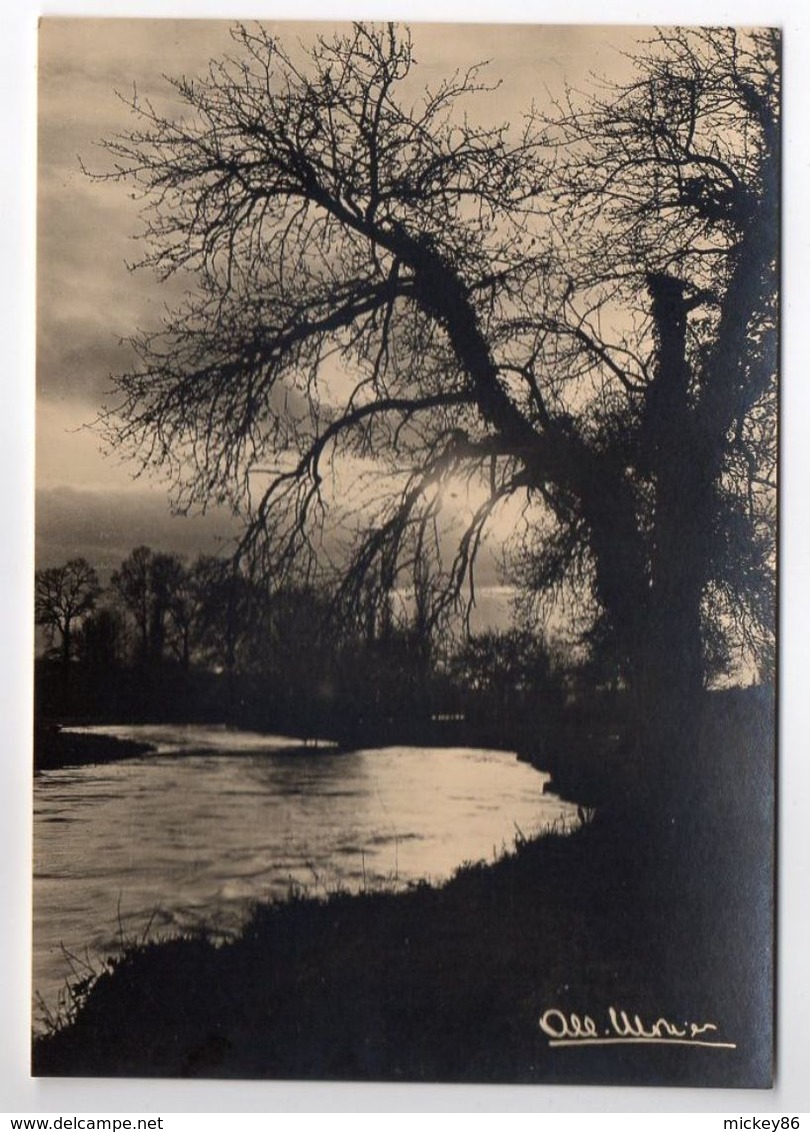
[94,24,778,825]
[35,558,101,666]
[192,555,262,678]
[163,559,199,670]
[111,545,152,661]
[149,552,190,667]
[75,606,129,670]
[112,545,193,666]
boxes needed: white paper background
[2,0,807,1113]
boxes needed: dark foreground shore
[34,725,155,773]
[33,824,772,1086]
[32,689,774,1087]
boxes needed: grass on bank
[32,688,774,1087]
[32,814,771,1087]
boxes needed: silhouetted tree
[193,556,262,677]
[35,558,101,666]
[111,545,152,662]
[399,537,449,691]
[95,25,777,826]
[164,563,199,670]
[451,629,561,703]
[111,546,193,667]
[74,606,129,670]
[148,552,195,668]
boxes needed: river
[33,723,578,1027]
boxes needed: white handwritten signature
[539,1007,736,1049]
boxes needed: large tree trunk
[61,618,72,668]
[630,581,705,829]
[639,274,712,826]
[586,541,707,845]
[584,272,713,847]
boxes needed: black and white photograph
[29,16,778,1090]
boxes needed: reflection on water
[33,725,577,1022]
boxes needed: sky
[35,19,649,591]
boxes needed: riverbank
[32,808,771,1087]
[31,687,774,1086]
[34,724,156,773]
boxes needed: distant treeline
[36,546,602,758]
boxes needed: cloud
[36,484,239,574]
[34,20,648,596]
[36,20,647,404]
[36,394,240,570]
[35,481,513,632]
